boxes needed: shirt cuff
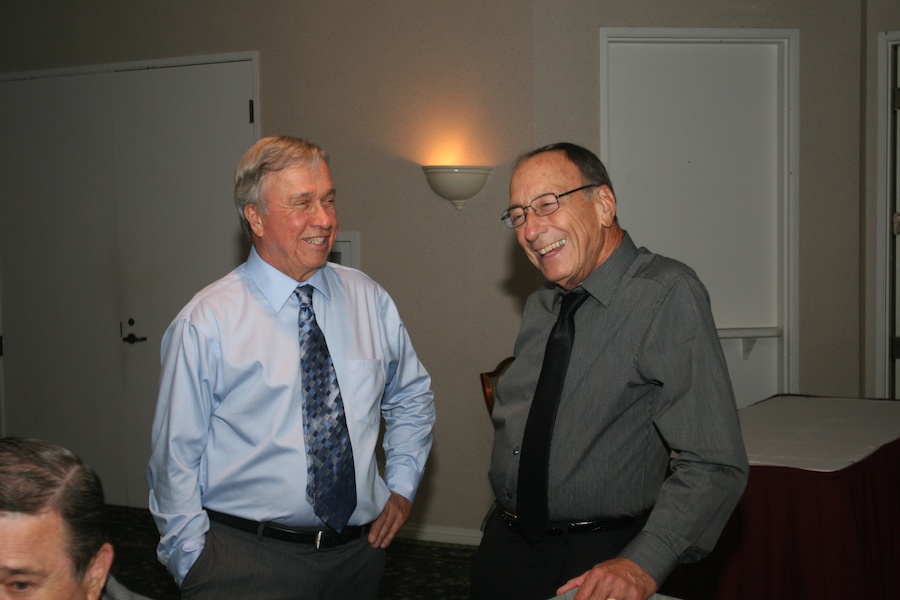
[385,463,422,504]
[617,530,681,586]
[166,535,206,587]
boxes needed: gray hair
[234,135,329,238]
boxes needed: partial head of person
[0,438,114,600]
[504,142,624,290]
[234,135,337,282]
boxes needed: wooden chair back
[480,356,515,415]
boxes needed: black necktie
[516,289,589,544]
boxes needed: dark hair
[515,142,615,194]
[234,135,329,239]
[0,438,107,579]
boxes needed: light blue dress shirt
[146,247,435,584]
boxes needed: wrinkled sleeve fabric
[146,317,217,585]
[619,274,749,584]
[376,288,435,503]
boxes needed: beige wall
[2,0,899,534]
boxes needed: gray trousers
[181,520,386,600]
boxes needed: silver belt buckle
[315,530,324,550]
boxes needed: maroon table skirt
[662,436,900,599]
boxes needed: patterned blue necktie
[296,284,357,532]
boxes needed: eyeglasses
[500,184,600,229]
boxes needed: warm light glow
[404,116,495,165]
[424,136,473,166]
[348,54,504,167]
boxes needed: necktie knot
[558,288,589,319]
[295,284,314,308]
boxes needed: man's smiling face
[509,150,617,290]
[244,160,338,282]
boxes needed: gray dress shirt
[489,233,748,584]
[102,575,154,600]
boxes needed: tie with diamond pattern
[516,288,589,545]
[296,284,357,532]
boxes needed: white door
[0,73,126,493]
[0,56,258,506]
[600,29,799,408]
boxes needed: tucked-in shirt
[147,247,435,585]
[489,233,748,584]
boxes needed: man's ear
[84,542,114,600]
[244,204,264,238]
[595,185,617,227]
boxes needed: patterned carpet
[106,505,477,599]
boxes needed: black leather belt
[205,509,370,549]
[498,506,647,536]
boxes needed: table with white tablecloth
[662,395,900,599]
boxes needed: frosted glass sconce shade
[422,165,492,209]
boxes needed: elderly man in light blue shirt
[147,136,435,599]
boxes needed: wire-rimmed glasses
[500,184,599,229]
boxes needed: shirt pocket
[340,359,385,426]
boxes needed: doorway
[0,53,259,506]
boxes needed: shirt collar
[245,246,333,310]
[574,232,638,307]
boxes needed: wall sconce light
[422,165,492,210]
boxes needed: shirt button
[513,447,520,455]
[506,493,513,500]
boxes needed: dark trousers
[469,508,645,600]
[181,520,386,600]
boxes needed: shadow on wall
[235,230,252,266]
[500,235,547,312]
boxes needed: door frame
[0,51,260,101]
[875,32,900,398]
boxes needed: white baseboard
[397,523,482,546]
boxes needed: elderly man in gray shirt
[470,143,748,600]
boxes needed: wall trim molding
[397,523,482,546]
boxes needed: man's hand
[368,492,412,549]
[556,558,657,600]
